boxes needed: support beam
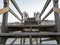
[0,32,59,37]
[9,8,22,21]
[53,0,60,44]
[30,27,32,44]
[0,0,9,44]
[39,0,51,18]
[40,8,53,23]
[10,0,23,23]
[41,38,55,42]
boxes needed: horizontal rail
[0,32,60,37]
[39,0,51,17]
[8,24,55,28]
[0,7,9,14]
[10,0,23,17]
[40,8,53,23]
[53,7,60,14]
[9,8,22,21]
[1,44,60,45]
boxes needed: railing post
[53,0,60,32]
[0,0,9,44]
[53,0,60,44]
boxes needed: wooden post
[30,27,32,44]
[0,0,9,44]
[53,0,60,44]
[53,0,60,32]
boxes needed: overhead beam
[41,38,55,42]
[0,7,9,14]
[39,0,51,17]
[10,0,23,17]
[40,8,53,23]
[9,8,22,21]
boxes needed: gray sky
[0,0,60,22]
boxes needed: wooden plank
[53,7,60,14]
[0,7,9,14]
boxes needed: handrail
[40,8,53,23]
[0,7,9,14]
[39,0,51,18]
[9,8,22,21]
[10,0,23,17]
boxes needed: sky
[0,0,60,23]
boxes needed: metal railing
[39,0,53,23]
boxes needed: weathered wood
[0,7,9,14]
[9,8,22,21]
[0,0,9,44]
[0,32,60,37]
[53,7,60,14]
